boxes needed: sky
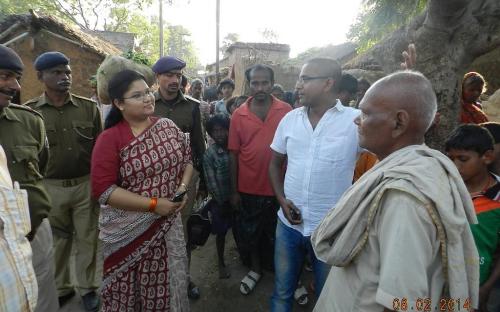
[158,0,363,65]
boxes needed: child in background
[481,122,500,176]
[445,124,500,311]
[202,115,233,279]
[461,72,489,124]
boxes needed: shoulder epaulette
[185,95,201,104]
[23,96,41,106]
[8,104,44,119]
[72,94,96,103]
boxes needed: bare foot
[218,265,231,279]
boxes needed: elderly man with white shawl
[311,71,479,311]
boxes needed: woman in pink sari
[91,69,193,311]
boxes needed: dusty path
[190,234,315,312]
[59,234,316,312]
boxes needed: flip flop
[240,270,261,295]
[294,285,309,306]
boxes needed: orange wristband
[148,197,158,213]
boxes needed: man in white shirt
[269,58,360,311]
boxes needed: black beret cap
[34,51,70,71]
[152,56,186,74]
[0,44,24,74]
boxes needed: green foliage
[348,0,427,52]
[0,0,153,31]
[165,25,201,76]
[122,50,153,66]
[125,14,164,59]
[0,0,201,76]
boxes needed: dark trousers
[234,192,279,271]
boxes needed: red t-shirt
[228,96,292,196]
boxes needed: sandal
[294,285,309,306]
[240,270,261,295]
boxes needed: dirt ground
[59,234,316,312]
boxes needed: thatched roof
[0,13,121,56]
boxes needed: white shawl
[311,144,479,307]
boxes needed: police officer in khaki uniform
[0,44,59,312]
[152,56,205,299]
[25,51,102,312]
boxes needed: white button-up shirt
[270,101,360,236]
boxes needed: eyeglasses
[297,76,333,84]
[122,90,155,102]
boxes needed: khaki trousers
[31,218,59,312]
[43,176,99,297]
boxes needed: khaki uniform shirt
[26,93,103,179]
[154,91,206,169]
[0,105,51,235]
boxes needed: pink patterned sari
[98,118,191,312]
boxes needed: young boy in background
[445,124,500,311]
[202,115,233,279]
[481,122,500,176]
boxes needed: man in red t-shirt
[228,64,292,295]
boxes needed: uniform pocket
[72,121,94,141]
[45,123,57,147]
[72,121,94,155]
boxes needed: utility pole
[159,0,164,57]
[215,0,220,84]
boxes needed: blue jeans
[270,219,331,312]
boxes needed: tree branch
[468,0,500,57]
[76,0,90,29]
[49,0,87,29]
[92,0,104,30]
[111,10,128,32]
[425,0,469,32]
[471,33,500,58]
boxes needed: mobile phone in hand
[172,190,188,202]
[290,208,301,221]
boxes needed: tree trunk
[345,0,500,149]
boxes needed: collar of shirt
[0,107,21,122]
[298,99,344,116]
[155,90,186,105]
[236,95,288,117]
[34,93,78,108]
